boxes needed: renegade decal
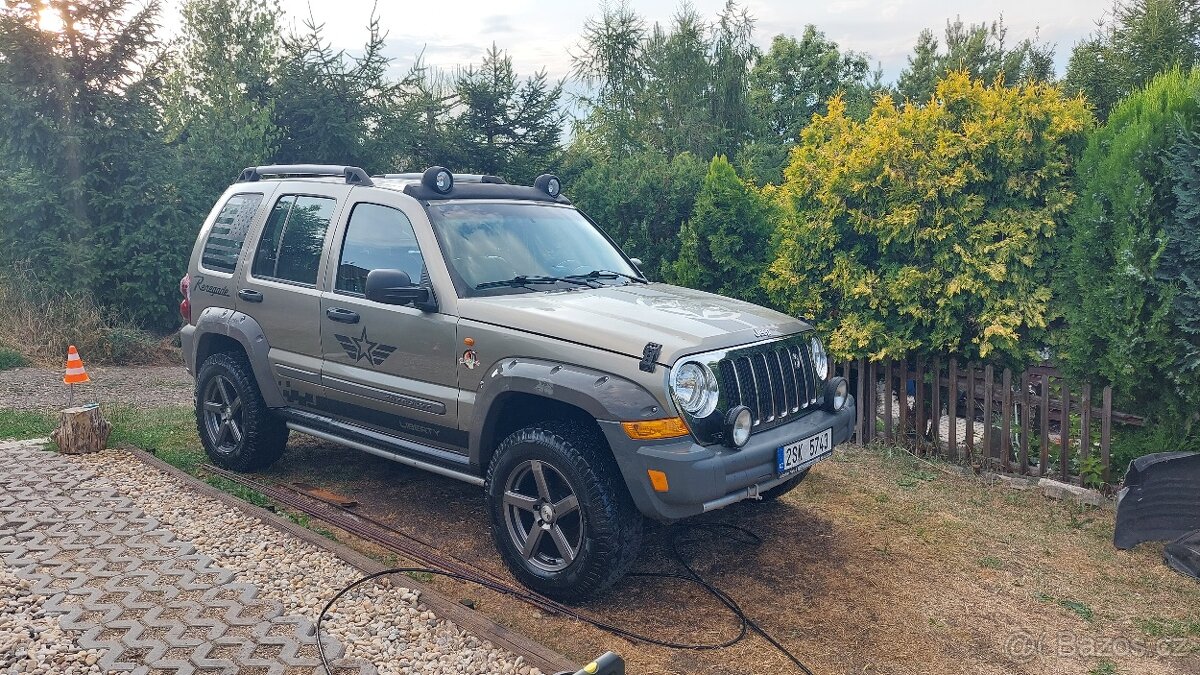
[334,327,397,366]
[192,275,231,297]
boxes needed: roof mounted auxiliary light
[534,173,562,198]
[423,166,454,194]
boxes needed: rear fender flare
[192,307,284,408]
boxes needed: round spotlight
[422,166,453,194]
[825,377,849,412]
[534,173,562,197]
[725,406,752,447]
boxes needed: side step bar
[281,411,484,487]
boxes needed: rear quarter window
[200,193,264,273]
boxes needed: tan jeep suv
[179,164,856,600]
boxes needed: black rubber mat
[1113,452,1200,550]
[1165,530,1200,581]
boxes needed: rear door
[318,196,464,452]
[236,183,346,408]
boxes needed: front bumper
[601,397,856,521]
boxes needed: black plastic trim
[237,164,373,186]
[403,182,572,203]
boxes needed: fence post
[915,359,927,453]
[898,359,909,444]
[1019,371,1031,475]
[948,359,958,460]
[1080,383,1092,465]
[884,360,893,442]
[1002,368,1013,473]
[1060,384,1071,482]
[1039,373,1051,475]
[983,364,994,466]
[867,361,877,442]
[1101,385,1113,483]
[965,363,976,460]
[855,359,866,444]
[930,358,942,457]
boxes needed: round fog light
[825,377,849,412]
[726,406,752,447]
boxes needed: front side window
[251,195,336,285]
[336,203,427,294]
[428,203,637,296]
[201,193,263,273]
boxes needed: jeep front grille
[718,339,819,431]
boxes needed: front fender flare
[470,357,668,462]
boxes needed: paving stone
[0,444,375,674]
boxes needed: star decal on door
[334,327,397,366]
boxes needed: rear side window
[251,195,336,285]
[336,203,426,295]
[200,193,263,273]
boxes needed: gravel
[0,367,192,412]
[0,566,104,675]
[73,450,543,675]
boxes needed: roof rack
[237,164,373,186]
[375,173,507,185]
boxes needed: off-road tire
[195,352,288,472]
[486,421,643,602]
[758,468,809,502]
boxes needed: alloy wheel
[502,459,583,572]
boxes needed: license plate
[776,428,833,475]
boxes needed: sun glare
[38,7,65,33]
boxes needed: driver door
[318,199,464,452]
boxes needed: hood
[457,282,811,365]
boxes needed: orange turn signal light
[647,469,670,492]
[621,417,690,440]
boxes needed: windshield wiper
[566,269,649,284]
[474,275,596,290]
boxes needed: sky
[204,0,1113,85]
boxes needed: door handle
[238,289,263,303]
[325,307,360,324]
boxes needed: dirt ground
[242,436,1200,675]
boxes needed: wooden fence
[836,358,1144,485]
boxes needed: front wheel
[486,422,643,602]
[195,352,288,471]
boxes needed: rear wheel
[486,421,643,602]
[195,352,288,471]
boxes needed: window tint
[251,195,336,285]
[201,193,263,273]
[336,203,426,294]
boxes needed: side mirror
[365,269,435,311]
[629,257,643,270]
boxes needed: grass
[1135,617,1200,638]
[978,555,1004,570]
[0,409,56,439]
[0,347,29,370]
[0,265,175,366]
[105,405,204,472]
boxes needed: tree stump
[51,405,112,455]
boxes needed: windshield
[428,202,640,296]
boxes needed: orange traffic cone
[64,345,90,385]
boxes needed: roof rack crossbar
[374,173,506,185]
[238,164,374,186]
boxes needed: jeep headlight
[810,335,830,381]
[670,361,719,418]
